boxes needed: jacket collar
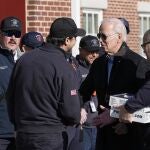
[113,42,128,57]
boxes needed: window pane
[82,9,102,35]
[88,14,92,33]
[83,13,86,31]
[149,17,150,29]
[139,17,142,35]
[143,17,147,33]
[94,14,98,34]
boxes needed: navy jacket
[6,43,81,133]
[76,55,98,127]
[125,71,150,113]
[0,47,15,138]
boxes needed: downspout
[71,0,81,56]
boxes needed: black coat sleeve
[125,79,150,113]
[58,72,81,125]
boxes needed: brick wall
[103,0,139,52]
[26,0,150,53]
[26,0,71,38]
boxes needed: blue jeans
[83,127,97,150]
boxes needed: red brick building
[1,0,150,56]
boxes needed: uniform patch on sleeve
[71,89,77,96]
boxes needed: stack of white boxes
[109,93,150,123]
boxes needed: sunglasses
[2,30,21,38]
[141,42,150,49]
[97,32,118,41]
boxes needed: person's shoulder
[127,48,142,58]
[125,48,145,64]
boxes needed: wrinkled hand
[117,105,133,123]
[93,105,116,128]
[80,108,87,125]
[112,122,128,135]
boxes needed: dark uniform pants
[66,126,83,150]
[96,124,143,150]
[16,132,68,150]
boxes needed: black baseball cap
[0,16,22,32]
[118,18,130,34]
[79,35,101,52]
[49,17,86,38]
[21,31,44,48]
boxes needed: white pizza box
[109,93,150,123]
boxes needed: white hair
[100,18,127,42]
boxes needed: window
[82,9,102,36]
[139,14,150,57]
[139,14,150,42]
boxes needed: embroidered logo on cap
[10,19,19,27]
[36,35,43,42]
[91,39,99,47]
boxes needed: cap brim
[2,27,21,32]
[76,28,86,37]
[81,46,105,53]
[86,47,102,52]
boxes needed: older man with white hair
[80,18,150,150]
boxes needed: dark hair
[46,35,74,47]
[46,34,66,46]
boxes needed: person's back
[9,44,80,128]
[6,17,86,150]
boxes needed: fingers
[100,105,107,110]
[80,108,87,124]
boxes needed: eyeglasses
[2,30,21,38]
[97,32,118,41]
[141,42,150,49]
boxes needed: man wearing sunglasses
[80,18,150,150]
[0,16,22,150]
[141,29,150,60]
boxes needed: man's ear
[118,33,122,40]
[64,37,69,46]
[117,33,123,44]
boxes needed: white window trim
[138,1,150,57]
[139,14,150,36]
[138,14,150,57]
[82,9,103,36]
